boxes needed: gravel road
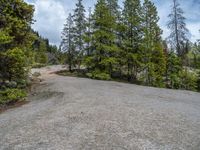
[0,65,200,150]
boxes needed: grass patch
[86,71,111,80]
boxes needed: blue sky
[25,0,200,46]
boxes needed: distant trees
[60,0,199,91]
[165,0,198,91]
[191,30,200,68]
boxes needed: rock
[32,72,41,77]
[31,77,41,83]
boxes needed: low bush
[17,79,29,89]
[179,70,197,91]
[0,48,27,82]
[87,71,111,80]
[196,71,200,91]
[32,63,46,68]
[0,88,27,105]
[85,73,92,78]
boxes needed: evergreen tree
[73,0,86,68]
[61,13,76,72]
[0,0,34,83]
[166,51,182,89]
[123,0,143,81]
[105,0,124,77]
[167,0,189,57]
[84,7,93,57]
[105,0,120,17]
[141,0,166,87]
[88,0,118,77]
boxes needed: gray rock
[32,72,41,77]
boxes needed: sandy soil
[0,65,200,150]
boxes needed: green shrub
[0,48,27,82]
[196,71,200,91]
[17,79,28,89]
[168,73,181,89]
[0,88,27,105]
[32,63,46,68]
[86,73,93,78]
[87,71,111,80]
[39,52,48,64]
[179,70,197,91]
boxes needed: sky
[25,0,200,46]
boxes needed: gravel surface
[0,65,200,150]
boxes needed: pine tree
[61,13,76,72]
[150,43,166,87]
[123,0,143,81]
[73,0,86,68]
[166,51,182,89]
[141,0,166,87]
[0,0,34,82]
[88,0,118,77]
[84,7,93,57]
[105,0,124,77]
[167,0,189,57]
[105,0,120,18]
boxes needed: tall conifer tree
[105,0,120,17]
[123,0,143,81]
[141,0,166,87]
[73,0,86,67]
[84,7,93,57]
[88,0,117,76]
[167,0,189,57]
[61,13,76,72]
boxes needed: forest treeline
[0,0,61,106]
[61,0,200,91]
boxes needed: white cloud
[187,23,200,42]
[30,0,68,46]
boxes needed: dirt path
[0,65,200,150]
